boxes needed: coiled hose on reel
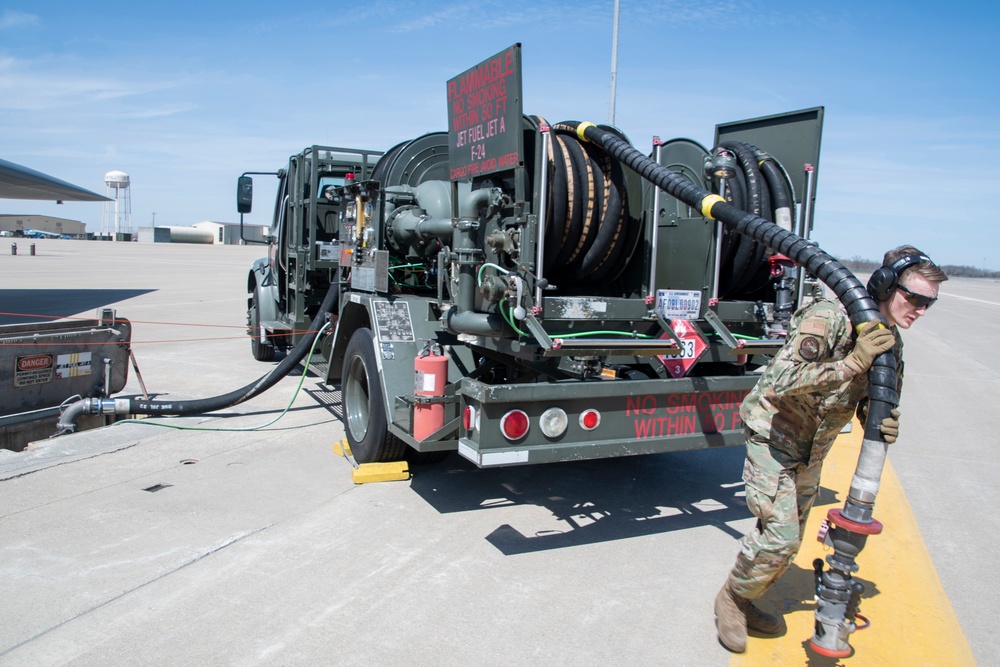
[532,117,636,287]
[533,119,797,302]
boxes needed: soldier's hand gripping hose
[843,321,895,375]
[879,408,901,444]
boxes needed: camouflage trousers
[726,429,825,600]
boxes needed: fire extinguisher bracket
[413,394,450,404]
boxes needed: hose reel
[534,118,798,300]
[532,117,637,288]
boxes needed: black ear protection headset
[866,254,933,301]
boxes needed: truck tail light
[463,405,478,432]
[500,409,529,441]
[580,409,601,430]
[539,407,568,438]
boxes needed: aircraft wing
[0,157,111,202]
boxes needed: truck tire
[249,286,276,362]
[342,327,408,463]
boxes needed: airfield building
[0,214,86,238]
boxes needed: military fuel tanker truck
[236,44,825,467]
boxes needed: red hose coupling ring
[827,508,883,535]
[809,641,852,659]
[768,254,792,277]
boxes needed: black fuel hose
[719,141,768,297]
[564,120,898,495]
[543,129,571,275]
[758,154,794,228]
[749,143,796,295]
[552,129,590,269]
[56,284,338,433]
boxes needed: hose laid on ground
[564,120,897,656]
[55,284,338,434]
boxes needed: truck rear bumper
[457,374,757,467]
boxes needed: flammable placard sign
[656,319,708,378]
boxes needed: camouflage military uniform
[727,299,903,600]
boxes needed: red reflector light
[463,405,477,432]
[500,409,529,441]
[580,409,601,430]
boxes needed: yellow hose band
[576,122,596,142]
[700,194,725,219]
[855,320,887,334]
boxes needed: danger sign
[15,354,54,386]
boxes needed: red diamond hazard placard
[657,319,708,378]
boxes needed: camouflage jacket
[740,299,903,473]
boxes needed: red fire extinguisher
[413,343,447,440]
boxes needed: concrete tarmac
[1,240,995,666]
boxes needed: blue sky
[1,1,997,268]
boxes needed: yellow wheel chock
[333,439,409,484]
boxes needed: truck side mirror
[237,176,253,214]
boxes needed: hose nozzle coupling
[810,508,882,657]
[54,397,132,436]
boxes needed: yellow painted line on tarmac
[733,420,975,666]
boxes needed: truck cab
[240,146,382,360]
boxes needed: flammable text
[447,46,518,180]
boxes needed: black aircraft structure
[0,157,109,202]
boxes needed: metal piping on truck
[563,120,896,657]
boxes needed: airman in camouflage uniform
[733,298,903,591]
[713,298,899,652]
[713,245,948,654]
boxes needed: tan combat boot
[745,602,785,635]
[714,582,748,653]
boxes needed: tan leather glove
[843,320,896,374]
[880,408,901,443]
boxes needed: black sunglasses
[897,284,937,309]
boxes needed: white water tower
[102,170,132,239]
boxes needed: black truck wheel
[342,327,407,463]
[249,286,276,362]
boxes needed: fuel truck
[237,44,825,468]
